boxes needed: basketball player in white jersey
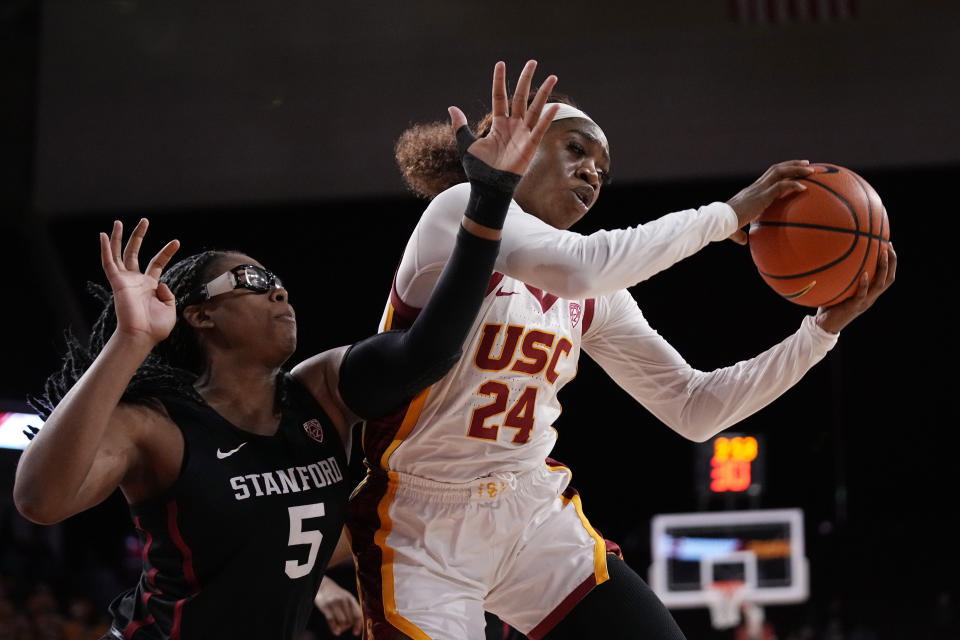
[347,64,896,640]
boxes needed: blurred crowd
[2,499,957,640]
[0,577,110,640]
[0,498,357,640]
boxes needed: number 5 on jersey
[285,503,325,579]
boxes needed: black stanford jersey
[106,375,350,640]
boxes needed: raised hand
[726,160,820,244]
[448,60,560,177]
[815,242,897,333]
[100,219,180,346]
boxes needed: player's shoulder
[426,182,526,229]
[433,181,470,201]
[408,183,471,244]
[586,288,645,328]
[290,349,346,405]
[422,183,470,220]
[290,349,355,442]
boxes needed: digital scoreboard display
[697,433,765,497]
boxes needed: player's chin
[559,205,590,230]
[272,326,297,356]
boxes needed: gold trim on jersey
[380,302,395,333]
[378,386,431,471]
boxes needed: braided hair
[394,92,580,200]
[29,250,228,420]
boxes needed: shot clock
[696,433,766,502]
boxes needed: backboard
[648,508,808,612]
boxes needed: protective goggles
[183,264,283,305]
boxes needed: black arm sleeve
[338,229,497,419]
[337,139,518,419]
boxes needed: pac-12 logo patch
[302,419,324,443]
[569,302,582,328]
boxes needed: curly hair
[394,92,580,200]
[28,250,230,420]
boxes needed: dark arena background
[1,2,957,638]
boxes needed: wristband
[455,125,521,230]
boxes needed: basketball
[748,163,890,308]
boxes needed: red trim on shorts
[124,508,205,639]
[603,537,623,559]
[124,616,156,639]
[527,458,621,638]
[526,573,598,640]
[124,603,157,639]
[347,473,413,640]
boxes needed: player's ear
[182,303,215,329]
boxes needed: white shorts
[348,461,613,640]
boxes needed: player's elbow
[683,378,745,442]
[542,269,609,299]
[401,350,461,398]
[13,485,67,525]
[656,390,729,443]
[674,408,738,443]
[12,461,72,525]
[657,414,716,443]
[676,426,716,443]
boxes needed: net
[706,580,747,629]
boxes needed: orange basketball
[748,163,890,308]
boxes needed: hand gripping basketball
[814,240,896,334]
[748,163,892,308]
[726,160,819,245]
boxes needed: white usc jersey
[362,183,839,483]
[371,271,595,482]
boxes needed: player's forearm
[338,159,514,419]
[498,202,739,298]
[659,316,838,441]
[13,331,151,523]
[460,217,502,241]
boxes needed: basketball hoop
[706,580,747,629]
[648,509,809,634]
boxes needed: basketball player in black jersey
[13,60,561,639]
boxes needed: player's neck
[194,366,283,435]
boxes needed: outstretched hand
[100,218,181,346]
[815,242,897,334]
[448,60,559,177]
[726,160,820,245]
